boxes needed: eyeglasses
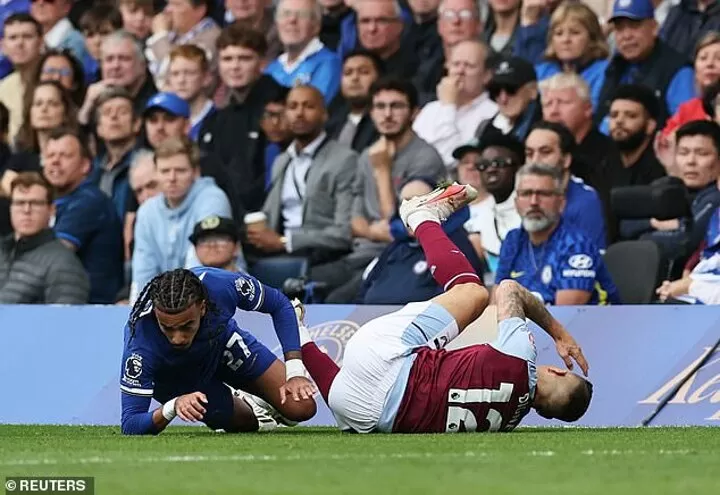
[262,109,285,121]
[475,157,516,171]
[439,9,476,22]
[197,236,235,247]
[42,67,72,78]
[516,188,560,199]
[488,85,520,101]
[277,8,317,20]
[11,199,49,209]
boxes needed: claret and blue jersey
[119,267,300,435]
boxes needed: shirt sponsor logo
[541,265,552,285]
[568,254,593,270]
[562,269,596,278]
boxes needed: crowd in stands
[1,0,719,306]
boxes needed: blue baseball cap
[609,0,655,22]
[143,92,190,118]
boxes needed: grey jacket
[0,229,90,304]
[263,138,357,255]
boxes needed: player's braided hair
[128,269,213,338]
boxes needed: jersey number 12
[445,382,514,433]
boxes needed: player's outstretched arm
[121,392,209,435]
[495,280,589,375]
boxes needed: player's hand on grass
[280,376,317,404]
[555,333,589,377]
[175,392,208,422]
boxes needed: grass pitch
[0,426,718,494]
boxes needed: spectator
[0,14,42,144]
[407,0,442,99]
[189,215,244,271]
[660,0,720,59]
[484,0,521,57]
[247,85,356,266]
[224,0,282,59]
[413,39,498,167]
[0,171,89,304]
[78,4,124,85]
[660,32,720,138]
[319,0,353,51]
[476,56,541,142]
[357,178,483,304]
[354,0,418,81]
[534,1,610,112]
[656,207,720,304]
[135,91,240,222]
[79,30,158,125]
[131,135,232,302]
[525,121,608,249]
[35,48,88,109]
[416,0,483,104]
[123,150,159,261]
[119,0,154,42]
[496,163,620,305]
[166,44,217,141]
[43,127,124,304]
[540,72,618,200]
[145,0,220,90]
[325,49,381,153]
[0,1,31,81]
[319,76,445,302]
[200,25,286,214]
[620,120,720,262]
[453,127,523,281]
[259,90,293,190]
[595,0,695,131]
[30,0,90,68]
[265,0,342,102]
[11,80,78,173]
[607,84,666,187]
[91,87,142,219]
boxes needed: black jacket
[0,229,90,304]
[325,97,378,153]
[199,75,287,214]
[595,41,691,128]
[660,0,720,61]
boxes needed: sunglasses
[475,157,516,171]
[488,84,520,101]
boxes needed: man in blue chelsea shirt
[120,267,317,435]
[496,163,620,306]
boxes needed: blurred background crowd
[0,0,719,307]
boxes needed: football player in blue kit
[119,267,317,435]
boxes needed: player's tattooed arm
[495,280,560,338]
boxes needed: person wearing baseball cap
[476,56,541,142]
[189,215,244,272]
[451,126,523,280]
[143,91,192,150]
[594,0,695,133]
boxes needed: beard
[614,127,648,152]
[522,212,558,233]
[345,94,369,109]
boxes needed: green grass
[0,426,718,494]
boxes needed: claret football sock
[301,341,340,403]
[414,221,481,291]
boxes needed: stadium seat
[249,257,309,291]
[603,241,663,304]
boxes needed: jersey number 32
[445,382,514,433]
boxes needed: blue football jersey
[119,267,300,434]
[495,219,620,305]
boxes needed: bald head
[446,39,491,99]
[285,85,327,143]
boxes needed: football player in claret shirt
[119,267,317,435]
[295,182,592,433]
